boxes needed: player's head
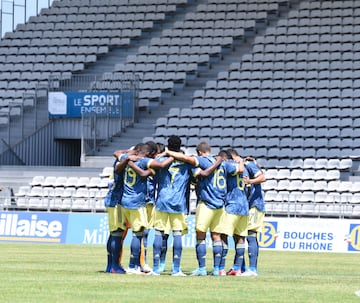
[156,142,166,153]
[218,149,231,161]
[196,141,211,156]
[227,148,240,159]
[167,135,182,152]
[145,140,158,158]
[134,143,145,153]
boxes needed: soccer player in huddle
[152,136,221,276]
[141,142,166,272]
[104,155,128,274]
[151,136,194,276]
[217,149,249,276]
[241,156,266,276]
[191,143,244,276]
[105,143,149,274]
[164,141,242,276]
[111,142,173,274]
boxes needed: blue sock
[143,229,149,264]
[110,233,123,269]
[220,241,228,270]
[160,233,169,264]
[129,233,142,268]
[106,235,112,272]
[241,258,246,272]
[172,231,182,273]
[247,233,259,270]
[153,230,163,272]
[233,242,246,270]
[212,240,223,269]
[196,239,206,268]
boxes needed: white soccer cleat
[172,271,187,277]
[141,264,152,273]
[127,267,144,275]
[241,269,258,277]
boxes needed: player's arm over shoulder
[195,156,222,177]
[165,150,198,167]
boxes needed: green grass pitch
[0,243,359,303]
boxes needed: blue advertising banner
[0,211,67,243]
[1,211,359,253]
[48,91,134,118]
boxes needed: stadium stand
[0,0,360,219]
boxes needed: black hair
[167,135,182,152]
[218,149,231,160]
[227,148,240,158]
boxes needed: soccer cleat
[127,266,145,275]
[190,268,207,276]
[105,265,112,273]
[212,269,220,276]
[150,271,160,276]
[172,271,187,277]
[159,262,166,272]
[110,265,126,274]
[218,269,226,276]
[226,268,242,276]
[141,264,152,273]
[241,269,258,277]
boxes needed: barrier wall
[0,211,359,253]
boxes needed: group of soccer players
[104,135,266,277]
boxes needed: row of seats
[150,137,360,159]
[16,186,108,200]
[13,19,156,34]
[256,157,353,169]
[265,190,360,204]
[299,0,360,9]
[50,0,186,8]
[14,193,107,211]
[0,45,108,56]
[174,108,358,120]
[39,6,176,16]
[265,200,360,218]
[268,158,352,169]
[263,180,360,192]
[27,175,110,188]
[264,168,341,180]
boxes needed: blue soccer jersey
[121,157,153,210]
[193,156,238,209]
[225,164,249,216]
[104,156,126,207]
[155,157,194,214]
[245,160,266,212]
